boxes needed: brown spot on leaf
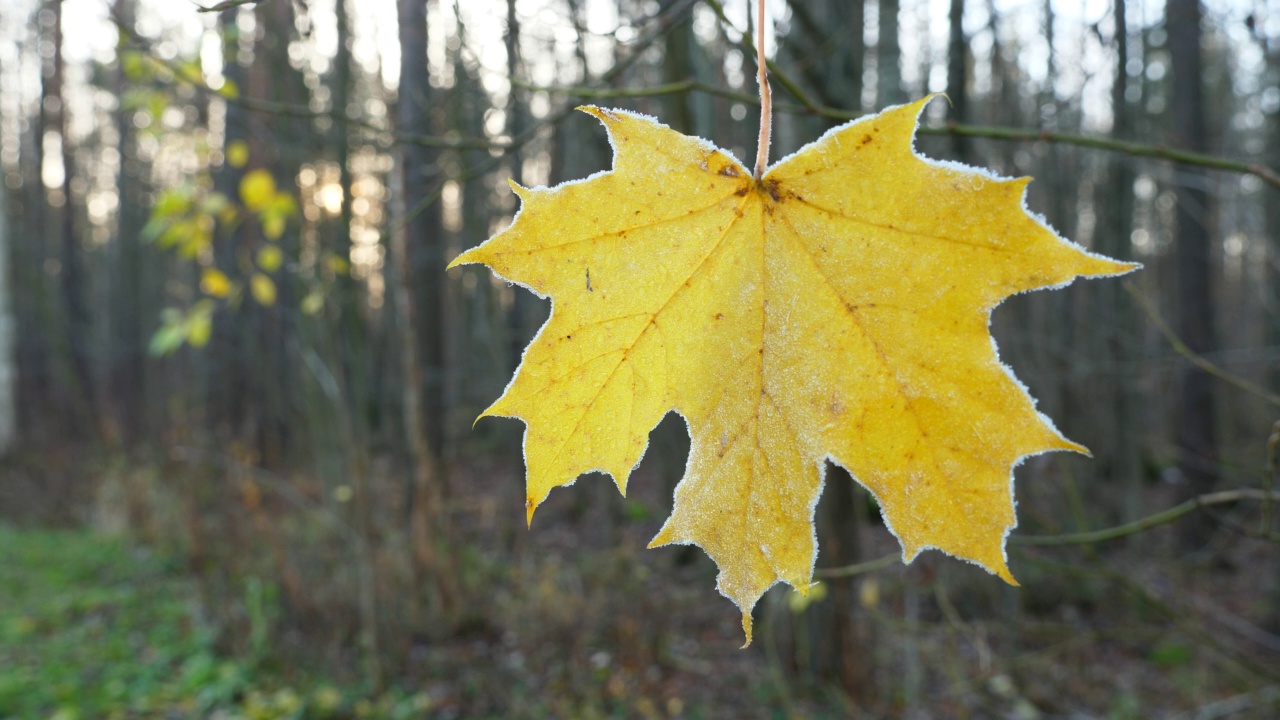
[762,179,782,202]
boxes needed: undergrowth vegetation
[0,525,431,720]
[4,444,1278,719]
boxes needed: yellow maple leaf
[449,97,1137,643]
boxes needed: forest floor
[3,442,1280,719]
[0,524,433,720]
[7,515,1280,720]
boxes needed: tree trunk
[815,466,868,696]
[1166,0,1218,550]
[20,5,55,439]
[1265,7,1280,637]
[332,0,365,415]
[395,0,456,619]
[946,0,968,161]
[210,7,250,442]
[835,0,864,113]
[785,1,870,699]
[505,0,543,370]
[662,5,695,133]
[0,67,14,454]
[1099,0,1143,522]
[110,0,145,445]
[878,0,904,106]
[52,0,97,435]
[1265,17,1280,398]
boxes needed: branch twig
[194,0,263,12]
[135,1,1280,192]
[530,76,1280,192]
[816,489,1280,578]
[1124,281,1280,407]
[1014,489,1280,546]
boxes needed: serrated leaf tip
[507,177,530,198]
[446,247,483,270]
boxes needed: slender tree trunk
[1266,30,1280,625]
[21,6,55,438]
[878,0,904,106]
[787,1,869,699]
[984,0,1015,129]
[1268,27,1280,625]
[1265,22,1280,395]
[1100,0,1143,522]
[787,0,863,113]
[52,0,97,434]
[946,0,968,161]
[662,5,695,132]
[504,0,543,369]
[111,0,144,444]
[0,65,14,453]
[814,466,867,697]
[334,0,354,245]
[836,0,864,113]
[211,7,249,441]
[1166,0,1218,550]
[247,4,289,468]
[395,0,456,620]
[332,0,363,410]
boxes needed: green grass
[0,526,429,720]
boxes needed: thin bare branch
[817,489,1280,578]
[1014,489,1280,546]
[194,0,264,12]
[1125,282,1280,406]
[139,2,1280,192]
[529,75,1280,191]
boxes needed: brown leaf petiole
[753,0,771,180]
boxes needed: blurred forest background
[0,0,1278,717]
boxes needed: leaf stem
[753,0,770,180]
